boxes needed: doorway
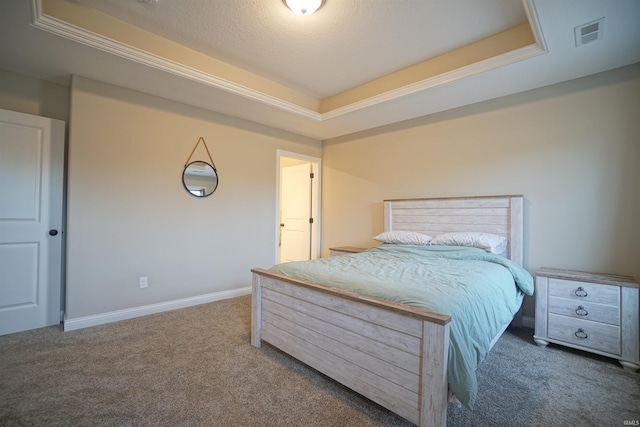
[276,151,321,264]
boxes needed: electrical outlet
[139,276,148,289]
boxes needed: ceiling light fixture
[283,0,325,16]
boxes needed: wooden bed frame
[251,195,524,427]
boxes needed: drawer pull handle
[574,287,588,298]
[575,306,589,316]
[574,328,588,340]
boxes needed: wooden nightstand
[328,246,366,257]
[534,267,639,371]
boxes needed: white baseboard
[63,287,251,332]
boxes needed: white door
[279,163,312,263]
[0,109,65,335]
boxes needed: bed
[251,195,532,427]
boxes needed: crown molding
[29,0,322,121]
[323,0,547,119]
[29,0,547,124]
[523,0,548,52]
[322,44,545,120]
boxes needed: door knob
[49,229,58,236]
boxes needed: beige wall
[3,63,638,325]
[321,63,640,319]
[66,76,321,319]
[0,68,70,122]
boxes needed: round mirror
[182,161,219,197]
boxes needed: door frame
[275,150,321,265]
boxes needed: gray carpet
[1,295,638,426]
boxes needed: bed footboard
[251,269,451,427]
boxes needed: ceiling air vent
[575,18,605,47]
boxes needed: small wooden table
[328,246,367,257]
[534,267,639,372]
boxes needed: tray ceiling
[0,0,638,139]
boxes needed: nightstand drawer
[548,278,619,305]
[535,268,639,371]
[548,296,620,325]
[548,313,621,355]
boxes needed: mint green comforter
[269,245,534,409]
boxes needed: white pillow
[373,230,432,245]
[429,232,507,254]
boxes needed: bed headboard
[384,195,524,266]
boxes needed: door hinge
[309,218,314,224]
[310,172,314,179]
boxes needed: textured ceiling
[1,0,639,139]
[74,0,528,98]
